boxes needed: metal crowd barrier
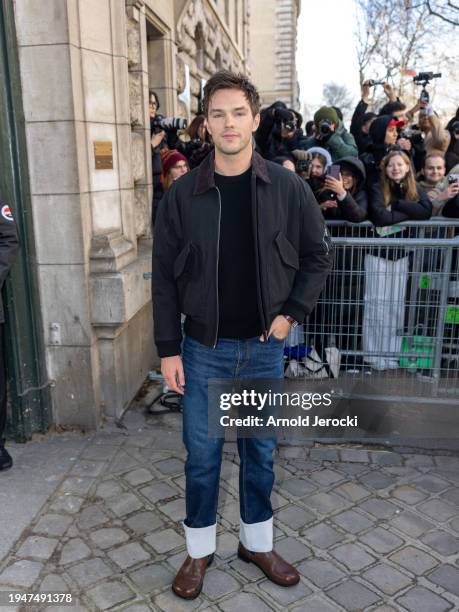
[284,220,459,404]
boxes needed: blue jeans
[181,334,284,557]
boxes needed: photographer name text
[220,415,358,427]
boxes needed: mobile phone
[327,164,340,180]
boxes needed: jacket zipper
[252,175,268,341]
[213,186,222,348]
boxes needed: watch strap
[283,314,299,328]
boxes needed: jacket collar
[193,148,271,195]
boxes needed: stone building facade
[4,0,249,434]
[248,0,301,110]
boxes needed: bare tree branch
[355,0,457,100]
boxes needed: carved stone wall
[126,0,151,239]
[176,0,249,116]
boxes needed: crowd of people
[149,82,459,372]
[150,82,459,227]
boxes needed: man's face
[424,156,445,184]
[206,89,260,156]
[385,125,398,145]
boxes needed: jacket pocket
[274,231,300,270]
[269,231,299,312]
[173,242,193,279]
[173,242,203,317]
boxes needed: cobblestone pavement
[1,400,459,612]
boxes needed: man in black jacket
[152,71,332,600]
[0,200,19,471]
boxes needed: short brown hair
[202,70,261,117]
[424,151,445,167]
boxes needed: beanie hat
[160,149,188,175]
[313,106,339,127]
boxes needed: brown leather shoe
[238,542,300,586]
[172,553,214,599]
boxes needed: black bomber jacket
[152,150,333,357]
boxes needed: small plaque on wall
[94,141,113,170]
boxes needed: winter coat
[368,182,432,227]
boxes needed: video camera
[413,72,441,104]
[151,114,188,132]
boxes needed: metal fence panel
[283,220,459,405]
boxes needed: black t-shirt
[214,167,261,339]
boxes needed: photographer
[179,114,213,169]
[150,90,188,224]
[255,102,305,160]
[302,147,332,196]
[418,153,459,218]
[302,106,358,161]
[350,80,378,154]
[150,90,167,224]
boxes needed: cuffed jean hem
[239,516,273,552]
[183,521,216,558]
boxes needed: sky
[295,0,459,121]
[296,0,361,119]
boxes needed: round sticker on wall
[1,205,13,222]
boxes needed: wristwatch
[282,314,299,328]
